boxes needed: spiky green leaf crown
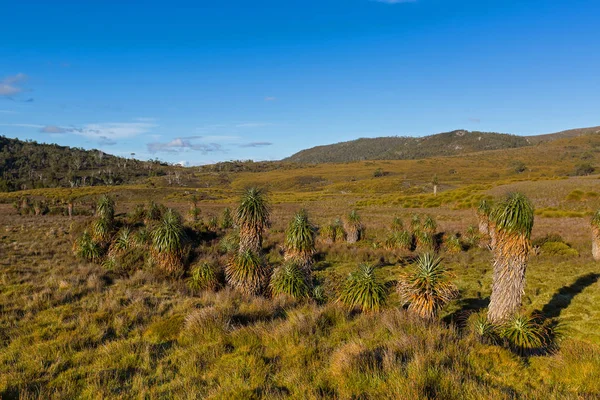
[236,187,270,230]
[285,209,316,252]
[592,209,600,228]
[348,210,361,223]
[489,193,534,237]
[477,199,492,216]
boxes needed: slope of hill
[0,136,170,192]
[285,127,600,164]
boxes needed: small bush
[540,241,579,257]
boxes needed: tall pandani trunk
[239,227,262,254]
[487,230,531,324]
[478,214,492,249]
[592,225,600,261]
[346,227,360,243]
[284,252,314,277]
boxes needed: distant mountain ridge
[284,127,600,164]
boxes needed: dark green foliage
[574,163,595,176]
[338,264,387,312]
[489,192,535,238]
[0,135,168,191]
[269,262,310,299]
[511,160,527,174]
[284,130,532,163]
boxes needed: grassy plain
[1,134,600,398]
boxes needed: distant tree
[510,161,527,174]
[574,163,595,176]
[432,174,439,196]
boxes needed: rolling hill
[285,127,600,164]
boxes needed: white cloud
[0,110,17,114]
[0,73,27,97]
[147,137,224,154]
[264,96,277,101]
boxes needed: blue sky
[1,0,599,165]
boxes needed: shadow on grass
[444,297,490,325]
[540,273,599,319]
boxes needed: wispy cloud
[235,122,273,128]
[0,123,44,128]
[468,118,481,123]
[98,136,117,146]
[147,138,224,154]
[0,109,17,114]
[0,73,27,97]
[239,141,273,148]
[40,125,67,133]
[264,96,277,101]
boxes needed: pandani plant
[284,209,317,273]
[235,187,270,254]
[220,207,234,229]
[487,192,534,324]
[397,253,458,320]
[344,210,363,244]
[269,262,310,299]
[73,230,103,262]
[225,249,268,295]
[338,263,387,312]
[150,208,188,274]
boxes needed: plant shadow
[540,273,600,319]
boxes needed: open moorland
[1,131,600,399]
